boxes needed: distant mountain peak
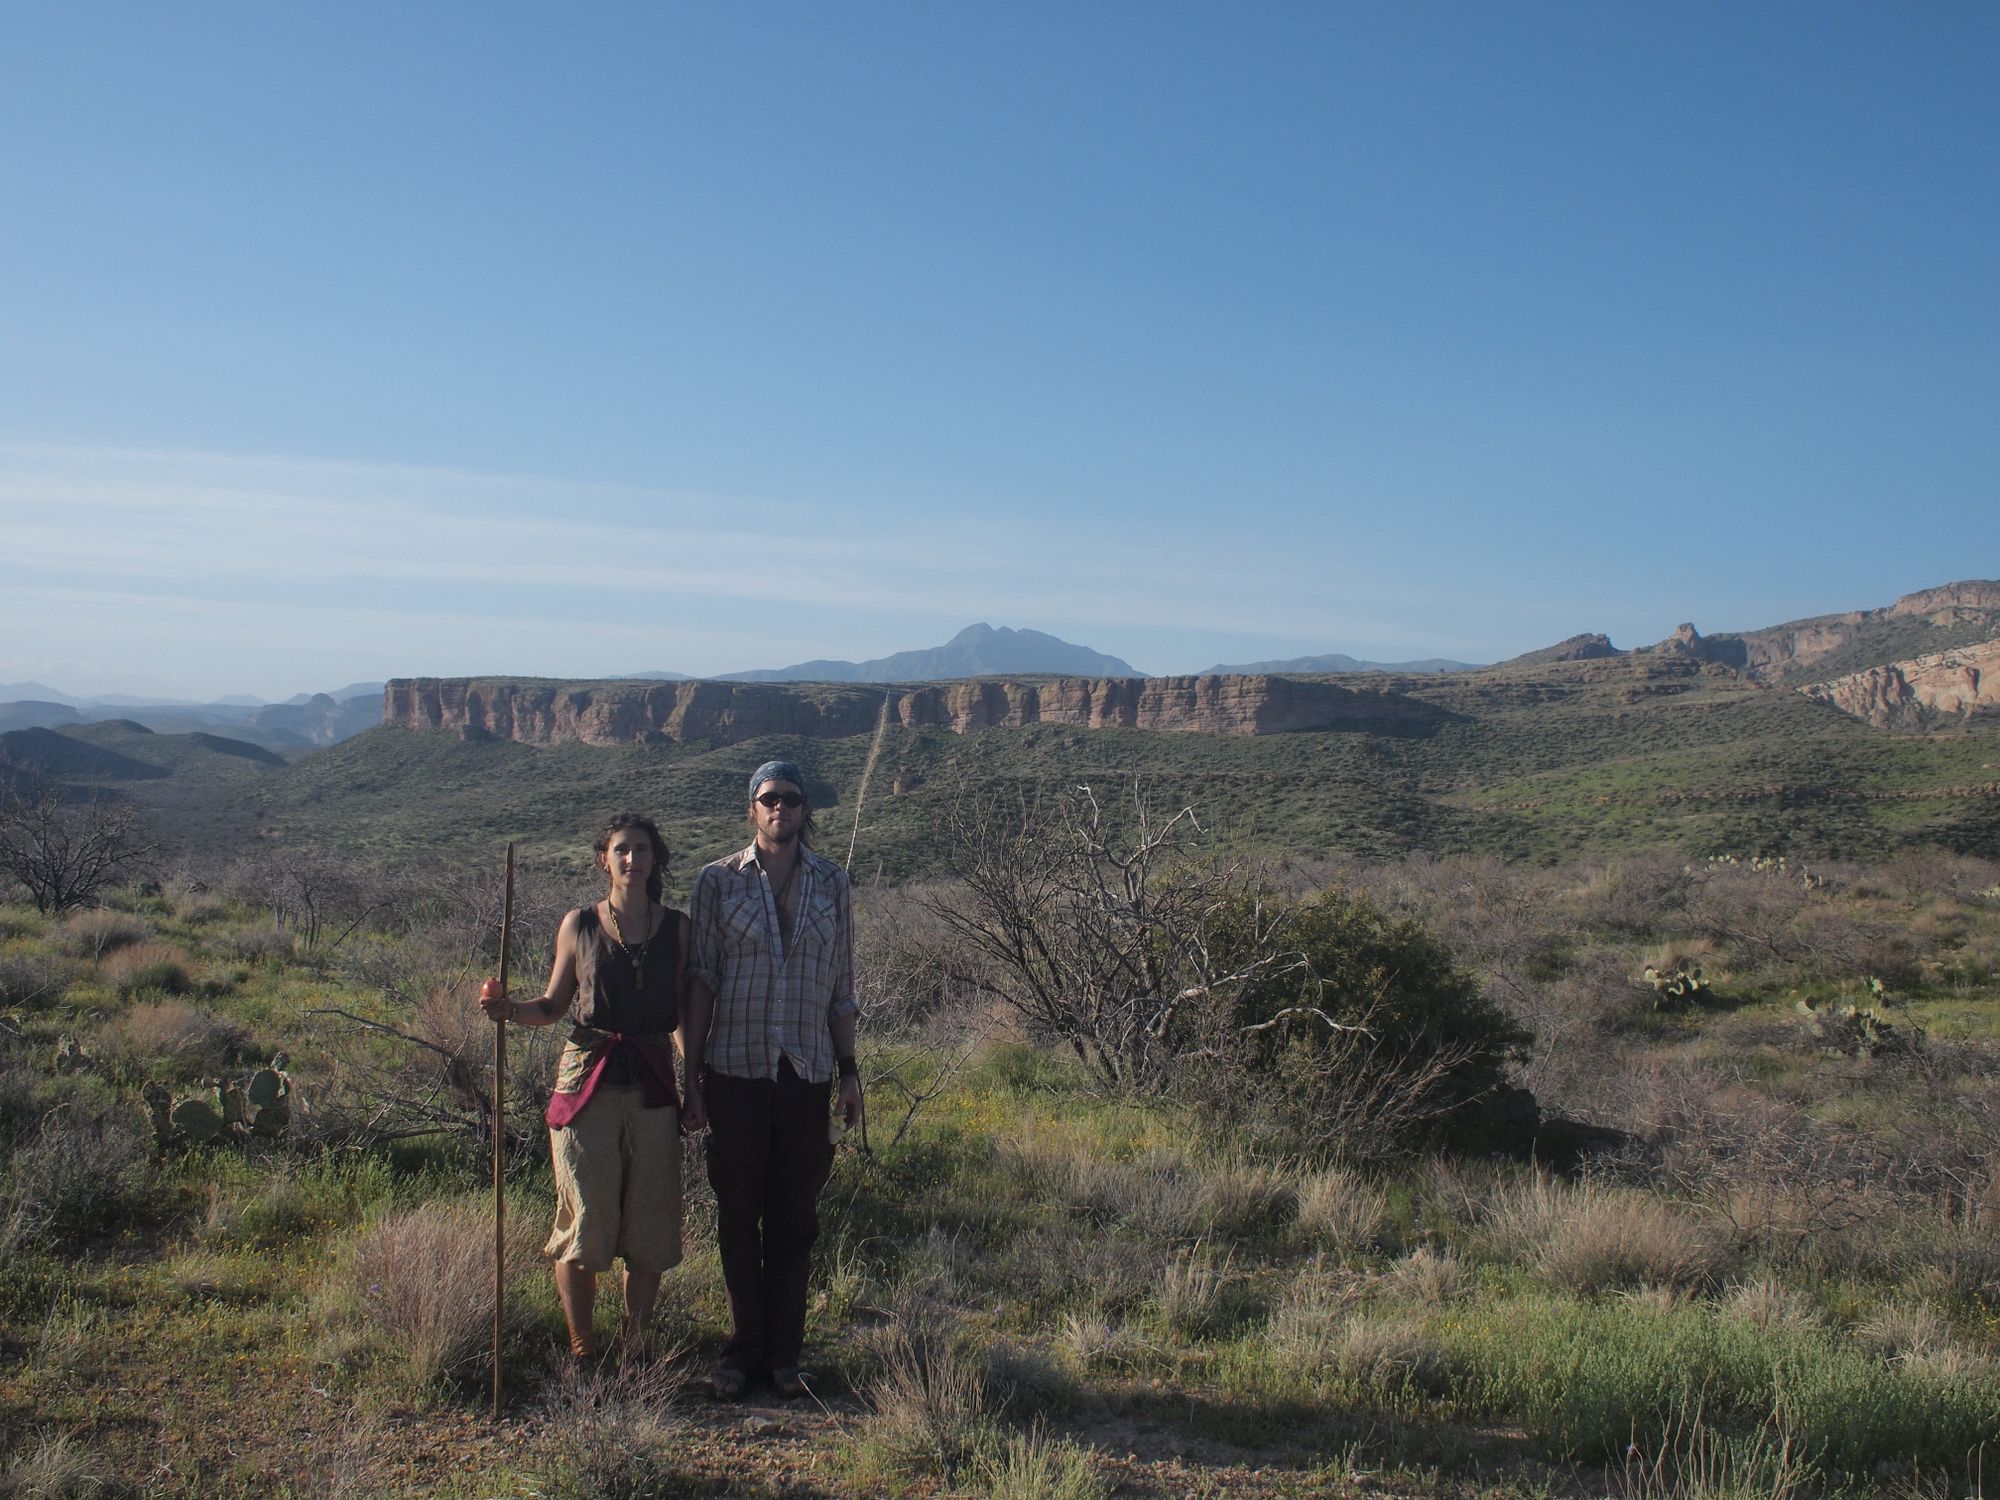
[720,625,1141,684]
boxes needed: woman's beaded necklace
[604,899,649,983]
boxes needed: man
[681,758,863,1399]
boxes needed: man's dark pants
[703,1061,835,1375]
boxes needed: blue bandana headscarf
[748,760,807,800]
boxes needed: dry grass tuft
[1055,1310,1158,1374]
[1482,1173,1728,1293]
[1266,1270,1438,1390]
[1382,1245,1465,1305]
[533,1357,695,1499]
[96,941,194,998]
[315,1196,542,1389]
[1852,1300,1954,1364]
[59,909,147,959]
[1151,1242,1234,1342]
[1195,1156,1294,1237]
[221,923,295,963]
[1295,1165,1388,1255]
[1719,1275,1821,1336]
[856,1292,991,1486]
[0,1428,108,1498]
[92,998,250,1081]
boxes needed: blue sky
[2,3,1994,699]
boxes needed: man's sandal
[770,1365,812,1399]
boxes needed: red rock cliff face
[383,674,1439,745]
[1800,639,2000,729]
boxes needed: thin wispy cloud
[4,442,1388,694]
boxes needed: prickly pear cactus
[153,1060,296,1146]
[170,1095,225,1141]
[1796,995,1924,1057]
[141,1081,173,1146]
[1642,956,1708,1009]
[246,1068,285,1108]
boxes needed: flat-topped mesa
[383,674,1445,746]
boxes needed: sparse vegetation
[1,835,1998,1495]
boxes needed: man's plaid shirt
[690,841,858,1084]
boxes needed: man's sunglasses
[756,791,805,809]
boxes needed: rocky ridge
[1800,638,2000,729]
[382,673,1446,746]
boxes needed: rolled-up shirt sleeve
[828,866,858,1020]
[689,865,725,995]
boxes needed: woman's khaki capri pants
[544,1084,682,1275]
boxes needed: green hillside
[244,654,2000,884]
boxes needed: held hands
[477,977,508,1023]
[679,1081,707,1135]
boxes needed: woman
[478,812,690,1358]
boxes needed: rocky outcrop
[1800,639,2000,729]
[383,674,1446,746]
[1655,581,2000,681]
[1498,633,1620,668]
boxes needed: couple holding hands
[477,759,860,1399]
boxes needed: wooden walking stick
[490,842,516,1419]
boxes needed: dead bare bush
[0,788,155,915]
[926,784,1310,1092]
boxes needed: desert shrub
[0,905,50,942]
[96,941,193,998]
[1571,852,1700,937]
[1479,1173,1728,1293]
[315,1195,542,1390]
[0,1090,162,1253]
[91,999,252,1084]
[0,948,78,1009]
[59,909,148,959]
[159,871,227,926]
[855,882,963,1032]
[1201,886,1536,1161]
